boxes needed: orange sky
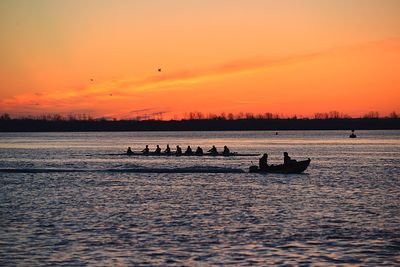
[1,0,399,119]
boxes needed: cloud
[103,108,170,120]
[236,100,261,105]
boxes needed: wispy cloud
[235,100,261,105]
[103,108,169,120]
[112,38,400,94]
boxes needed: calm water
[0,131,399,266]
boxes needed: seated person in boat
[142,145,149,155]
[176,145,182,156]
[154,145,161,154]
[283,152,296,165]
[184,145,193,155]
[164,144,171,155]
[208,145,218,155]
[127,146,133,155]
[195,146,203,156]
[259,153,269,170]
[222,145,230,156]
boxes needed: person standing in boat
[184,146,193,155]
[259,153,269,170]
[142,145,149,155]
[175,145,182,156]
[208,145,218,155]
[154,145,161,154]
[195,146,203,156]
[127,147,133,155]
[164,144,171,155]
[283,152,296,164]
[222,145,230,156]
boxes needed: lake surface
[0,131,399,266]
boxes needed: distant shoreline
[0,118,398,132]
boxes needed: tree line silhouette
[0,111,398,131]
[1,110,398,121]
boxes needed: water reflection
[0,131,399,265]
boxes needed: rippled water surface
[1,131,399,266]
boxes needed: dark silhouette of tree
[264,112,273,119]
[245,113,255,119]
[389,111,398,118]
[363,111,379,119]
[329,111,340,119]
[0,113,11,120]
[237,112,244,119]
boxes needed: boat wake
[0,166,245,174]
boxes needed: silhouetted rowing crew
[126,145,257,157]
[121,147,310,173]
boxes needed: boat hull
[249,159,311,174]
[123,152,258,157]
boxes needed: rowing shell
[104,152,259,157]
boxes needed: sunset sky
[1,0,399,119]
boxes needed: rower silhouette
[127,147,133,155]
[184,146,193,155]
[142,145,149,155]
[222,145,230,156]
[208,145,218,156]
[259,153,269,170]
[176,145,182,156]
[164,144,171,155]
[195,146,203,156]
[154,145,161,154]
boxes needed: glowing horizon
[1,0,399,119]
